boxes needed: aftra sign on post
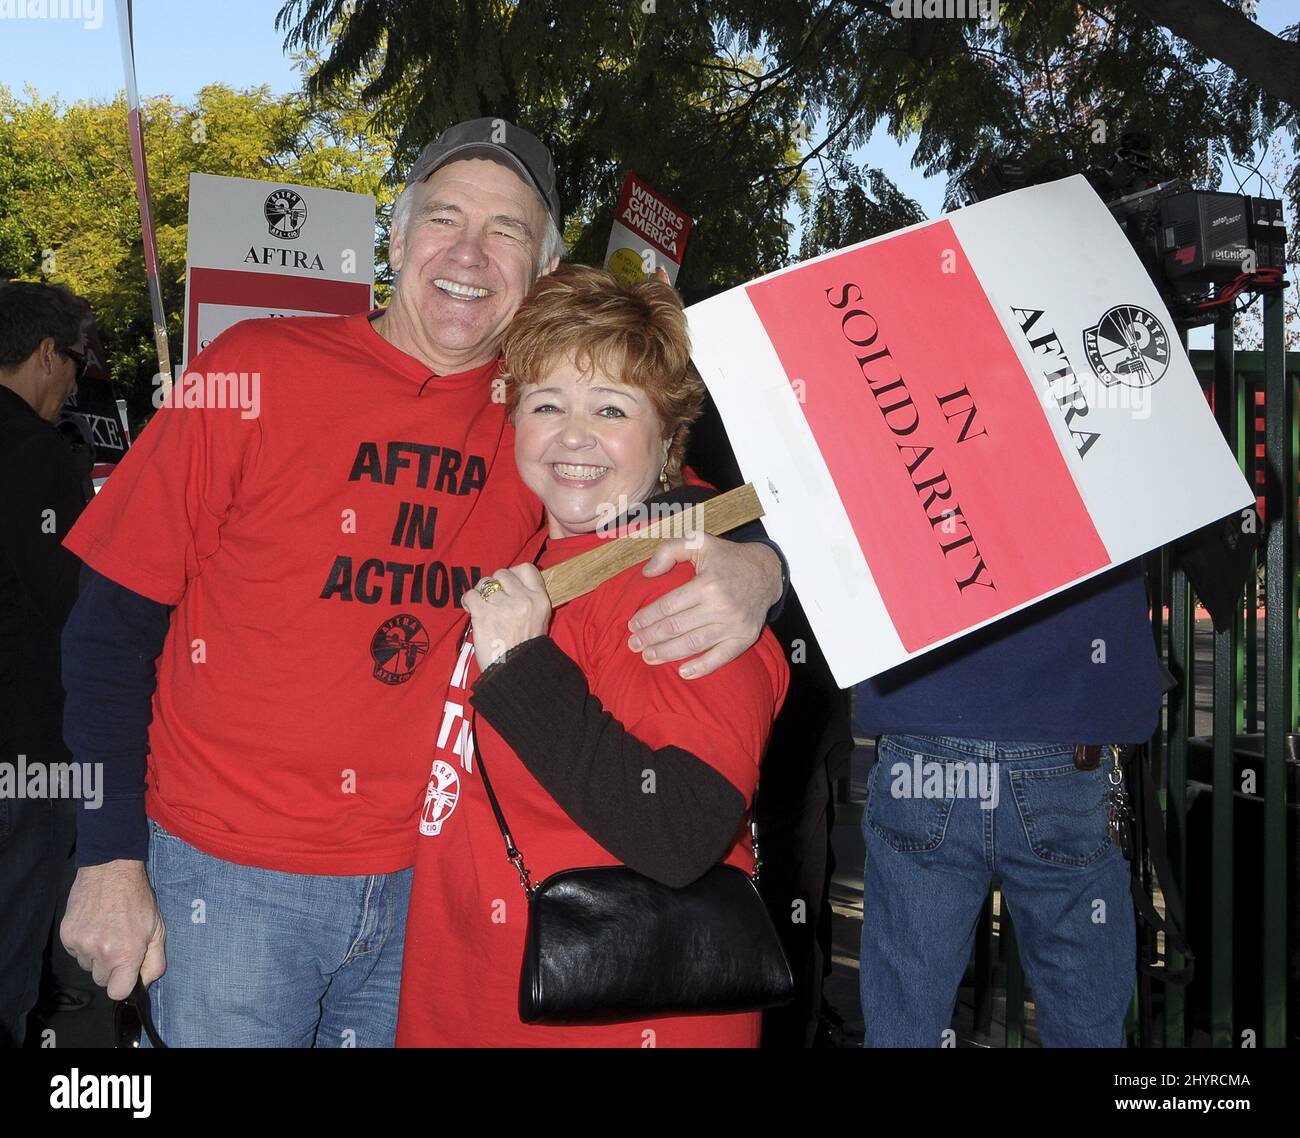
[182,174,375,365]
[687,175,1255,686]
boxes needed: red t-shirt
[63,313,540,874]
[395,529,790,1048]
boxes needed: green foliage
[277,0,1298,281]
[800,163,928,258]
[0,67,395,428]
[276,1,830,291]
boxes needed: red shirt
[396,529,790,1048]
[63,313,540,874]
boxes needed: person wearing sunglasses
[0,280,93,1047]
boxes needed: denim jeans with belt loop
[860,734,1135,1048]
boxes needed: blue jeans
[860,735,1135,1048]
[144,818,412,1047]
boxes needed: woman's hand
[461,564,553,672]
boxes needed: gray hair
[391,180,565,278]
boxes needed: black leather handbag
[472,718,794,1026]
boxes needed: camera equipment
[964,134,1287,327]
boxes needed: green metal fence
[1148,303,1298,1049]
[956,295,1297,1048]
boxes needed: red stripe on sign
[185,268,372,365]
[745,220,1109,652]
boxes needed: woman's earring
[659,460,670,493]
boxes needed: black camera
[965,136,1287,326]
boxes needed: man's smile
[433,278,493,300]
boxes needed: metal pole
[115,0,172,396]
[972,892,994,1039]
[1261,287,1294,1048]
[1003,908,1024,1048]
[1164,333,1195,1048]
[1209,314,1239,1046]
[1245,379,1261,735]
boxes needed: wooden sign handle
[539,483,764,607]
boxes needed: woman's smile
[549,461,611,486]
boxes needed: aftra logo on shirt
[420,761,460,837]
[421,639,477,837]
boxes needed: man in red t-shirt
[57,120,786,1047]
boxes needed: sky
[0,1,306,108]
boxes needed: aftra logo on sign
[183,174,374,366]
[264,189,307,240]
[1083,304,1171,390]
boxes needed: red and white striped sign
[182,174,374,365]
[687,175,1255,686]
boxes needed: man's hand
[61,860,166,1000]
[628,535,782,679]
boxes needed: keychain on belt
[1104,744,1134,859]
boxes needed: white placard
[688,176,1253,687]
[183,174,375,365]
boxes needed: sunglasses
[60,346,88,381]
[112,977,168,1049]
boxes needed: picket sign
[182,174,374,366]
[686,175,1255,687]
[603,172,694,286]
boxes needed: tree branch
[1128,0,1300,108]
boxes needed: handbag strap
[467,707,764,896]
[469,708,536,897]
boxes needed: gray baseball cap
[404,118,560,224]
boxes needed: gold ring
[476,577,504,599]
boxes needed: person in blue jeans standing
[853,560,1162,1047]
